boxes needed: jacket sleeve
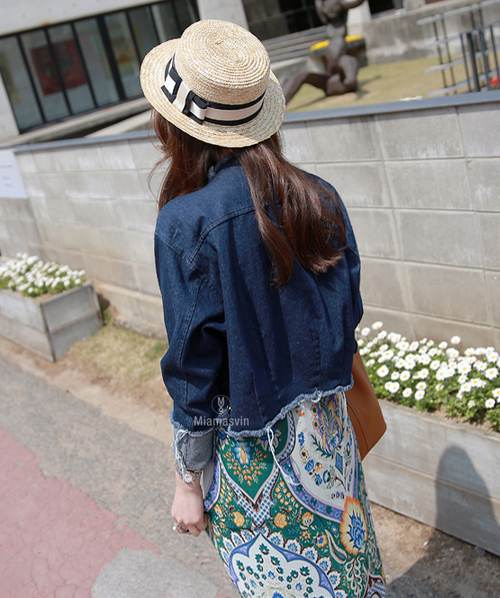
[155,231,226,475]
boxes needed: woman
[140,19,385,598]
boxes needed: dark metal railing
[418,0,500,96]
[462,21,500,91]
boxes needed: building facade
[0,0,337,140]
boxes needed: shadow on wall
[387,446,500,597]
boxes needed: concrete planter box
[364,401,500,556]
[0,282,102,361]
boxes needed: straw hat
[140,20,285,148]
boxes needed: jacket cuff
[172,424,216,482]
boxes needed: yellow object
[310,40,329,51]
[233,511,245,527]
[310,34,363,52]
[274,512,288,528]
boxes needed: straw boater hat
[140,20,286,148]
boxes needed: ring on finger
[173,523,190,534]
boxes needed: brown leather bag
[346,351,387,460]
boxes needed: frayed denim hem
[170,378,354,442]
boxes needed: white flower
[396,341,409,352]
[418,354,431,366]
[377,365,389,378]
[403,388,412,398]
[400,371,411,382]
[485,368,498,380]
[458,374,468,384]
[446,348,459,360]
[450,336,461,345]
[372,321,383,330]
[486,351,499,363]
[430,360,441,371]
[409,341,419,352]
[439,341,448,350]
[428,348,438,357]
[391,372,400,380]
[385,381,400,393]
[470,378,486,388]
[474,361,487,372]
[395,358,406,369]
[465,348,475,357]
[361,327,371,337]
[416,382,427,390]
[404,356,416,370]
[414,368,429,380]
[436,384,444,391]
[492,388,500,399]
[461,383,472,393]
[457,362,471,375]
[415,390,425,401]
[485,398,496,409]
[366,359,375,367]
[377,331,388,340]
[468,400,476,408]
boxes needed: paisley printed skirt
[204,392,386,598]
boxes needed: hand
[171,472,208,537]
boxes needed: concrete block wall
[1,91,499,346]
[282,92,500,348]
[3,132,165,336]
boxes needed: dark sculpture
[283,0,365,103]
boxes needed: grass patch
[71,323,168,385]
[285,54,470,113]
[69,318,171,413]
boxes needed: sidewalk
[0,354,235,598]
[1,339,499,597]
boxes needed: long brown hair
[150,109,345,285]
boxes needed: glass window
[129,6,159,58]
[0,36,44,131]
[75,18,120,106]
[173,0,197,32]
[47,24,95,114]
[104,12,141,98]
[20,29,70,121]
[153,3,182,41]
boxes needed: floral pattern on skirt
[204,392,385,598]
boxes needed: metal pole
[467,31,480,91]
[490,24,500,81]
[441,16,456,91]
[433,19,448,91]
[460,32,473,93]
[478,28,490,90]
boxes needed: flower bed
[358,322,500,556]
[358,322,500,433]
[0,255,101,361]
[0,253,86,297]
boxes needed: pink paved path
[0,427,161,598]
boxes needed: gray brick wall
[1,92,499,345]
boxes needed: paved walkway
[0,356,234,598]
[1,350,498,597]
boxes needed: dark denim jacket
[154,158,363,472]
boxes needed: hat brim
[140,39,286,148]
